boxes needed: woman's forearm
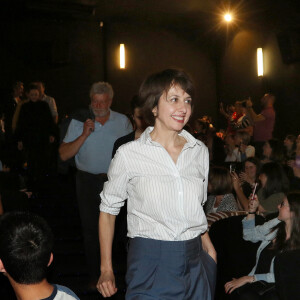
[235,186,249,211]
[99,212,116,272]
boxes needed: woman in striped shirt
[97,69,216,299]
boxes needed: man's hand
[224,276,253,294]
[82,119,95,137]
[97,270,117,297]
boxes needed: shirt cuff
[99,203,120,215]
[254,274,266,282]
[242,217,255,228]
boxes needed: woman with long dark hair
[224,191,300,299]
[233,162,290,214]
[257,162,289,215]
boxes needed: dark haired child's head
[26,83,41,102]
[139,69,194,126]
[0,211,54,284]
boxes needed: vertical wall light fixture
[120,44,125,69]
[257,48,264,77]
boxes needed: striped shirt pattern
[100,127,209,241]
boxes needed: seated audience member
[287,134,300,190]
[0,211,79,300]
[283,134,296,161]
[224,191,300,300]
[225,133,237,162]
[205,166,239,214]
[231,161,288,214]
[261,139,284,164]
[233,132,255,162]
[239,157,261,198]
[15,83,55,188]
[257,162,289,215]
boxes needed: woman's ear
[152,106,157,117]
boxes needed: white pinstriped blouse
[100,127,209,241]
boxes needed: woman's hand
[239,172,255,186]
[96,270,117,298]
[249,194,259,213]
[201,232,217,263]
[224,276,254,294]
[231,171,241,191]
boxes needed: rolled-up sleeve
[99,150,129,215]
[243,217,281,243]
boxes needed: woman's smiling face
[152,84,192,132]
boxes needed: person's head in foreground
[0,211,54,285]
[0,211,79,300]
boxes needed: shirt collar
[140,126,201,149]
[108,109,115,121]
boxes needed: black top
[255,241,277,275]
[112,131,135,158]
[15,100,55,146]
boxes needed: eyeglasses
[279,201,289,208]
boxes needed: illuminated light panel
[224,14,232,22]
[120,44,125,69]
[257,48,264,77]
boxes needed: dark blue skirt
[126,235,216,300]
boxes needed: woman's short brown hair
[139,69,195,126]
[209,166,233,195]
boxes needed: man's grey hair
[89,82,114,99]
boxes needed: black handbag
[248,281,276,296]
